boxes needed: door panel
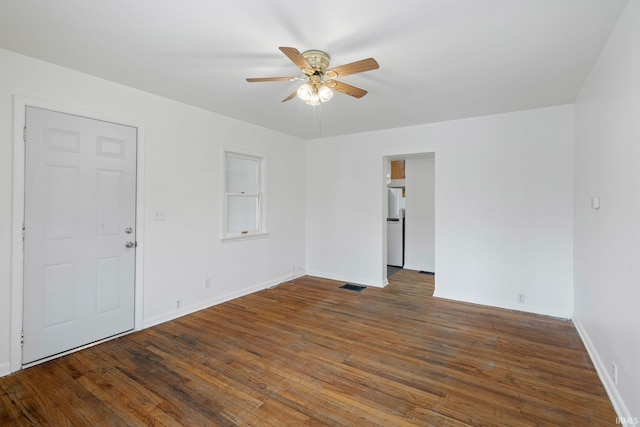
[45,165,79,240]
[23,106,137,365]
[43,262,75,327]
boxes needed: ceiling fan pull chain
[313,103,324,134]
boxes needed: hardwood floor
[0,272,615,426]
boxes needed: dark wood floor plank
[100,338,239,426]
[0,271,616,426]
[0,372,75,426]
[0,381,39,426]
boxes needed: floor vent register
[339,283,367,292]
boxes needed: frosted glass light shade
[297,83,313,101]
[306,92,320,106]
[318,84,333,102]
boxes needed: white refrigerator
[387,218,403,267]
[387,188,404,267]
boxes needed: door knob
[125,241,137,248]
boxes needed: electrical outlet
[517,293,525,304]
[153,210,166,221]
[205,278,211,289]
[612,362,618,386]
[175,299,181,310]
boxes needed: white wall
[573,0,640,420]
[404,156,435,272]
[0,48,306,375]
[306,105,574,317]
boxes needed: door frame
[10,95,146,372]
[382,152,436,284]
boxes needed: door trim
[10,95,146,373]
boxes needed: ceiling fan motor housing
[301,50,331,75]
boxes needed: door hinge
[21,331,24,347]
[23,126,27,143]
[22,224,25,240]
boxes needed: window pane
[227,195,259,233]
[226,156,258,194]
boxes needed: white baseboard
[143,271,305,329]
[0,362,10,378]
[573,318,631,422]
[403,263,435,273]
[433,289,573,319]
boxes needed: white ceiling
[0,0,629,139]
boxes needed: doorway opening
[383,153,435,289]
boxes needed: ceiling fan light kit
[296,73,334,105]
[246,47,379,106]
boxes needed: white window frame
[221,148,268,241]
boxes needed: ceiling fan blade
[325,58,379,78]
[246,77,298,82]
[281,91,298,103]
[279,47,313,73]
[330,81,368,98]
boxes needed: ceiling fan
[246,46,379,106]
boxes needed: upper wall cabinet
[388,160,406,192]
[391,160,405,179]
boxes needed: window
[223,150,266,240]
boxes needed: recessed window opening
[223,151,266,240]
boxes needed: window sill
[220,231,269,243]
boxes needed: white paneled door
[23,107,137,365]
